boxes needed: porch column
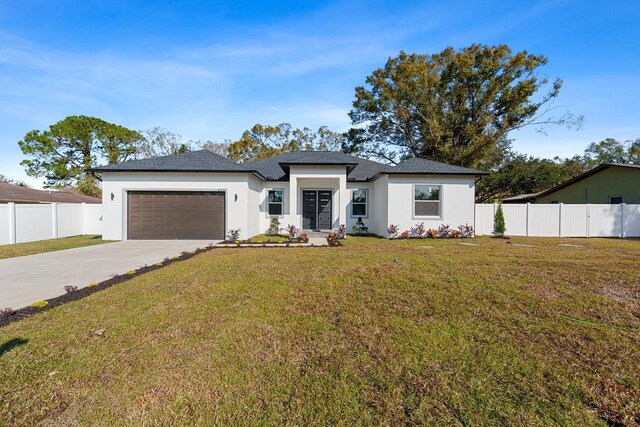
[338,173,348,231]
[289,174,299,228]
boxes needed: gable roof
[535,163,640,198]
[88,150,253,173]
[90,149,487,181]
[0,182,101,204]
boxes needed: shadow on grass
[0,337,28,357]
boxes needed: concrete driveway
[0,240,217,309]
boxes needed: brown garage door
[127,191,225,240]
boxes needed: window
[267,189,283,215]
[414,185,440,217]
[550,200,559,204]
[609,195,624,204]
[351,189,367,217]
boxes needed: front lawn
[0,235,111,260]
[1,237,639,425]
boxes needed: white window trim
[608,195,624,204]
[350,189,368,218]
[267,188,284,216]
[412,184,442,219]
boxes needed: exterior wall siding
[386,175,476,235]
[101,172,253,240]
[535,167,640,204]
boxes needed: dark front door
[301,190,332,230]
[127,191,225,240]
[302,190,317,229]
[317,190,332,229]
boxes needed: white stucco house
[89,150,487,240]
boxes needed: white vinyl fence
[475,203,640,238]
[0,203,102,245]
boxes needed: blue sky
[1,0,639,187]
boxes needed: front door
[302,190,332,230]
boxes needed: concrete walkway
[0,240,216,309]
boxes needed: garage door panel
[127,191,225,240]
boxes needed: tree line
[14,44,638,201]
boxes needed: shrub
[266,217,281,235]
[427,228,438,238]
[493,204,506,237]
[352,217,369,235]
[86,283,99,288]
[438,224,452,238]
[227,229,241,242]
[31,300,48,308]
[298,232,308,242]
[285,224,299,240]
[64,285,78,294]
[336,224,347,239]
[387,224,400,238]
[400,230,410,239]
[0,307,15,319]
[180,251,190,256]
[414,222,426,238]
[163,257,171,263]
[126,270,136,275]
[459,224,474,238]
[451,230,462,238]
[326,232,339,246]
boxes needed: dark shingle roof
[245,151,389,181]
[89,150,252,173]
[90,150,487,180]
[382,157,488,176]
[0,182,101,204]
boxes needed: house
[0,181,101,204]
[89,150,487,240]
[504,164,640,205]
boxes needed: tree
[135,127,192,159]
[476,152,585,202]
[348,45,582,167]
[493,204,506,237]
[227,123,344,162]
[19,116,143,196]
[0,174,29,187]
[582,137,640,168]
[201,140,231,157]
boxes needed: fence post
[621,203,626,238]
[52,203,58,239]
[558,203,563,237]
[8,202,16,244]
[586,204,591,238]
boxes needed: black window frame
[267,189,284,216]
[351,189,368,218]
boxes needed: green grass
[245,233,291,243]
[1,236,639,425]
[0,235,112,260]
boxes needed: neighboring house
[506,164,640,205]
[0,181,101,204]
[89,150,487,240]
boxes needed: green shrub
[86,283,99,288]
[126,270,136,275]
[493,203,506,237]
[31,300,48,308]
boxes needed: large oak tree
[347,44,582,167]
[19,116,143,196]
[227,123,344,163]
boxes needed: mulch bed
[0,237,340,328]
